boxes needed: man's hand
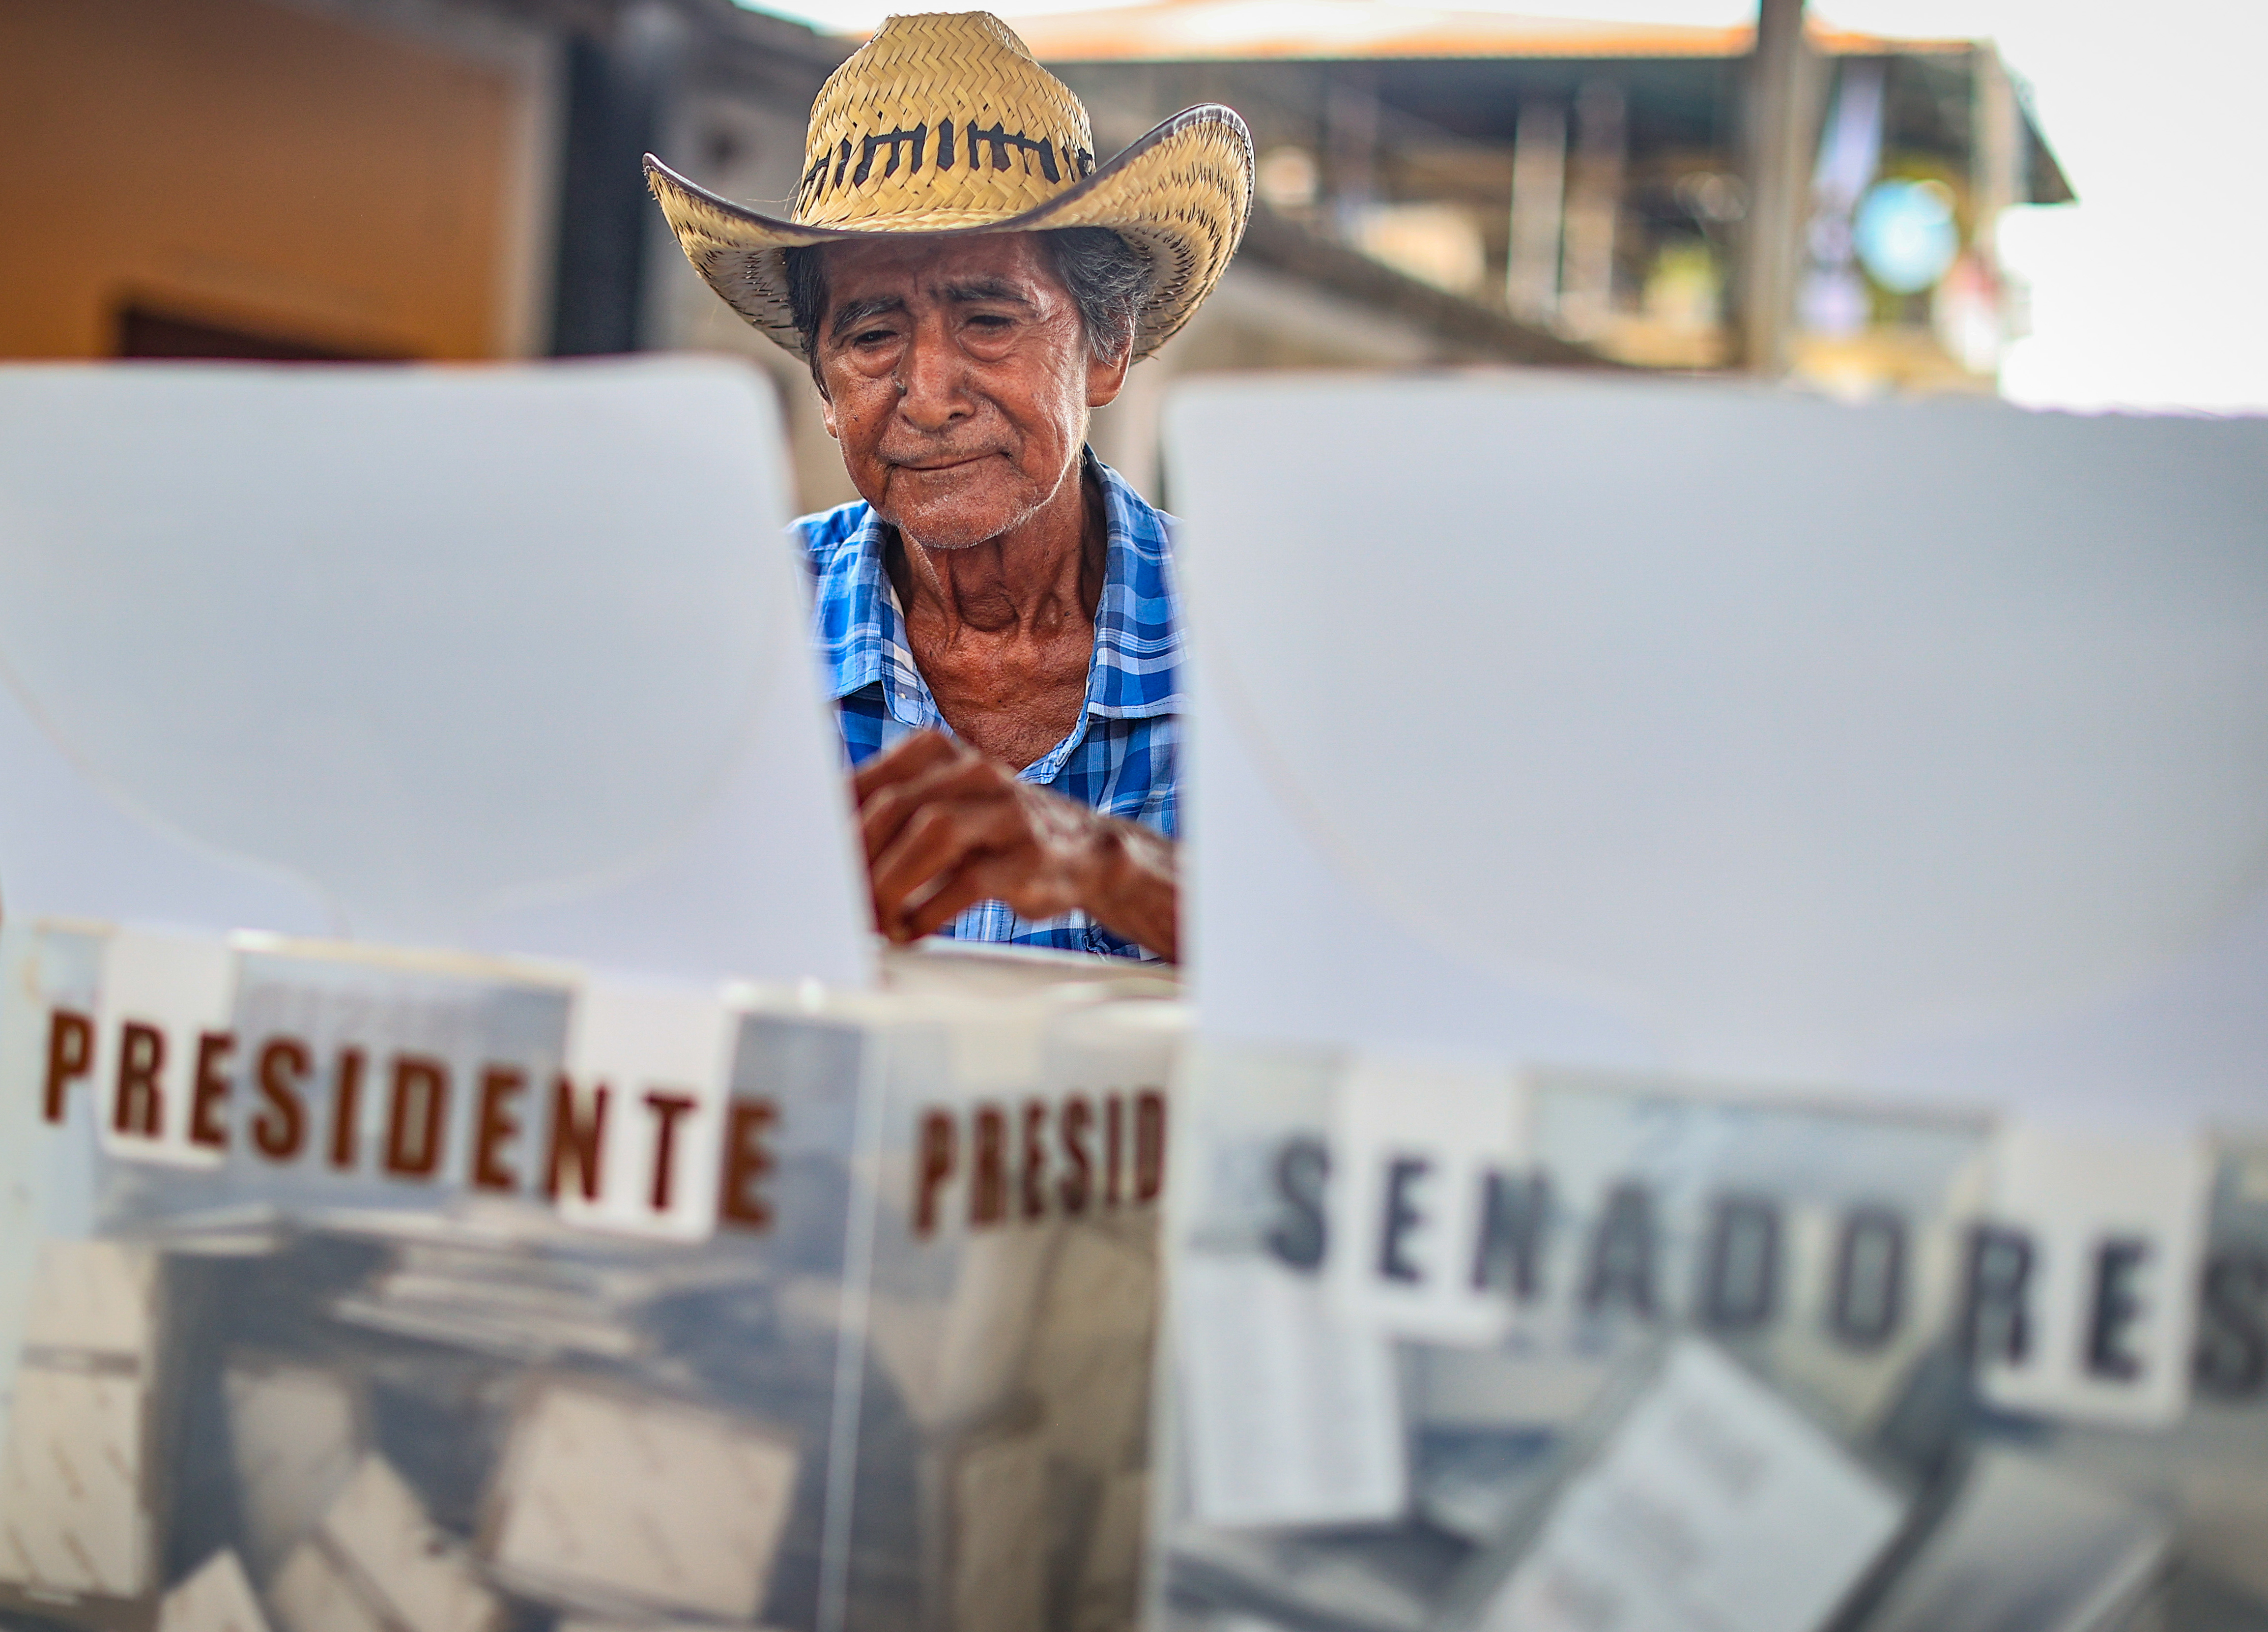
[852,730,1179,961]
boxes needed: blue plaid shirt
[794,453,1179,960]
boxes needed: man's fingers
[858,754,1017,863]
[851,729,962,802]
[871,798,1024,926]
[899,857,1021,942]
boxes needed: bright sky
[737,0,2268,413]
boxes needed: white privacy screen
[0,358,868,988]
[1166,375,2268,1124]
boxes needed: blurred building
[1024,0,2072,397]
[2,0,2069,506]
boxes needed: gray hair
[783,227,1149,391]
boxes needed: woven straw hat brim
[646,104,1252,363]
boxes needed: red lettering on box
[42,1009,92,1123]
[253,1037,310,1161]
[384,1054,449,1179]
[719,1098,777,1230]
[473,1066,525,1193]
[189,1031,234,1149]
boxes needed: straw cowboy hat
[645,11,1253,361]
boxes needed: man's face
[814,232,1128,550]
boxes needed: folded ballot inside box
[0,1239,165,1615]
[0,922,1186,1632]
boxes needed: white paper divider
[1168,375,2268,1123]
[0,360,869,990]
[1978,1123,2211,1428]
[556,980,741,1243]
[1327,1054,1527,1345]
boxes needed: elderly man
[648,12,1250,962]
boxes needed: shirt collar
[817,451,1182,757]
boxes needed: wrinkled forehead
[817,230,1070,311]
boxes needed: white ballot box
[0,361,1182,1632]
[0,923,1183,1632]
[1150,375,2268,1632]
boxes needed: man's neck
[888,458,1106,643]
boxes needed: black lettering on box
[1829,1206,1906,1349]
[2195,1249,2268,1398]
[1583,1182,1657,1316]
[2085,1236,2152,1381]
[1471,1170,1550,1300]
[1267,1136,1329,1272]
[1962,1224,2035,1365]
[1698,1195,1780,1330]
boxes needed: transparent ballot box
[0,922,1182,1632]
[1152,1044,2268,1632]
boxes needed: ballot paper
[0,1239,161,1604]
[485,1380,800,1621]
[951,1431,1051,1632]
[1073,1469,1150,1632]
[1029,1221,1159,1474]
[270,1455,499,1632]
[158,1549,272,1632]
[0,1369,150,1596]
[1467,1340,1903,1632]
[1175,1253,1406,1528]
[224,1361,364,1577]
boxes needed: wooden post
[1506,102,1567,325]
[1737,0,1813,376]
[549,0,689,357]
[1559,80,1627,339]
